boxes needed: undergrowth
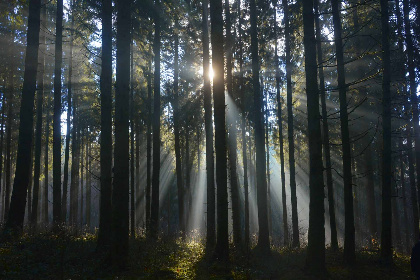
[0,229,414,279]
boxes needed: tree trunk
[210,0,229,262]
[86,140,91,229]
[0,92,5,220]
[150,0,161,239]
[173,18,185,238]
[283,0,299,248]
[70,94,79,225]
[331,0,355,263]
[3,0,41,232]
[130,37,135,238]
[97,0,113,251]
[43,93,50,224]
[250,0,270,254]
[408,131,419,243]
[302,0,325,272]
[202,0,215,250]
[314,0,338,251]
[62,0,74,223]
[365,145,378,240]
[380,0,392,264]
[80,130,84,226]
[146,55,152,233]
[111,0,131,267]
[225,0,242,249]
[31,0,47,228]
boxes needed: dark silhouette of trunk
[86,141,91,229]
[27,143,34,222]
[150,0,161,239]
[130,38,135,238]
[210,0,229,262]
[62,0,74,223]
[52,0,63,226]
[146,55,152,233]
[331,0,354,263]
[314,0,338,251]
[0,92,5,220]
[302,0,325,273]
[70,96,79,225]
[236,0,249,250]
[400,142,409,253]
[97,0,113,251]
[31,0,47,228]
[80,131,84,226]
[173,18,185,238]
[365,145,377,239]
[43,94,50,224]
[273,3,287,246]
[3,0,41,232]
[408,131,419,242]
[225,0,242,249]
[380,0,392,264]
[403,0,420,231]
[135,117,140,227]
[250,0,270,254]
[283,0,299,248]
[265,93,272,237]
[202,0,215,249]
[111,0,131,267]
[185,122,191,230]
[4,44,15,221]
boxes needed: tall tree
[97,0,113,251]
[3,0,41,232]
[331,0,355,263]
[314,0,338,250]
[380,0,392,264]
[43,93,50,224]
[150,0,161,239]
[202,0,215,250]
[173,17,185,237]
[111,0,131,267]
[130,37,135,238]
[52,0,63,226]
[210,0,229,262]
[250,0,270,253]
[62,0,75,222]
[283,0,299,248]
[302,0,325,273]
[225,0,242,249]
[31,0,47,228]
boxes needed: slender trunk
[283,0,299,248]
[403,0,420,238]
[202,0,215,249]
[250,0,270,253]
[0,92,5,220]
[31,0,46,228]
[146,56,152,233]
[135,117,140,227]
[173,19,185,237]
[265,92,272,237]
[70,95,79,225]
[400,142,409,253]
[331,0,354,263]
[150,0,161,238]
[80,130,84,226]
[225,0,242,249]
[62,0,74,223]
[130,38,135,238]
[365,145,377,239]
[303,0,325,272]
[27,137,34,222]
[380,0,392,263]
[44,94,50,224]
[97,0,113,251]
[3,0,41,232]
[210,0,229,262]
[314,0,338,250]
[408,131,419,242]
[111,0,131,267]
[86,140,91,229]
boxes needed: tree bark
[380,0,392,264]
[314,0,338,251]
[150,0,161,239]
[130,38,135,238]
[302,0,325,272]
[3,0,41,232]
[111,0,131,267]
[250,0,270,253]
[31,0,47,228]
[283,0,299,248]
[210,0,229,262]
[97,0,113,251]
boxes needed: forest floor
[0,229,414,279]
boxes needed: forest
[0,0,419,278]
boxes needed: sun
[209,66,214,80]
